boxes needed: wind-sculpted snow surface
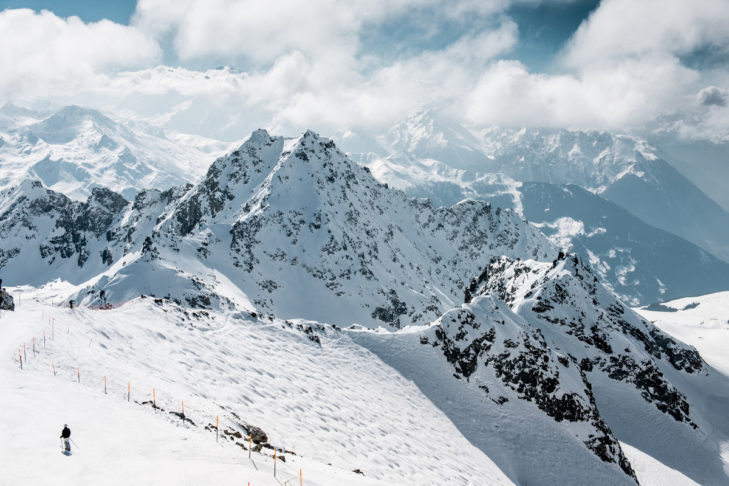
[0,295,515,486]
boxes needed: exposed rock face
[0,288,14,310]
[424,296,637,481]
[471,253,703,426]
[160,129,553,327]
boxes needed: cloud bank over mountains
[1,0,728,141]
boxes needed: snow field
[0,292,513,485]
[636,291,729,378]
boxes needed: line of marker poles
[15,314,302,484]
[27,360,301,484]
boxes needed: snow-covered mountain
[456,253,729,485]
[0,103,229,201]
[483,126,729,265]
[0,129,554,327]
[3,128,729,484]
[346,111,729,264]
[363,155,729,306]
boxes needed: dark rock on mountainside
[473,253,702,427]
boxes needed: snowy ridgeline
[0,129,553,328]
[1,129,729,485]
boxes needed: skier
[60,424,71,455]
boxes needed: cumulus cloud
[0,9,161,100]
[699,86,728,107]
[563,0,729,68]
[132,0,434,64]
[2,0,728,142]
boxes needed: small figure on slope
[60,424,71,455]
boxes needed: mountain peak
[247,128,272,144]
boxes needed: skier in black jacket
[60,424,71,454]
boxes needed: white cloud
[132,0,434,64]
[1,0,728,143]
[0,9,161,100]
[563,0,729,68]
[76,17,518,139]
[698,86,728,107]
[457,0,729,135]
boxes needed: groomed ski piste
[0,285,514,486]
[2,285,717,486]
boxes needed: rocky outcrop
[0,288,14,310]
[423,296,637,481]
[472,253,703,427]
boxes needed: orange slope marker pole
[274,449,277,478]
[18,349,22,370]
[300,468,302,486]
[52,362,56,376]
[181,400,184,416]
[153,388,156,408]
[216,415,219,442]
[77,367,80,383]
[104,376,107,394]
[23,344,26,362]
[249,433,252,459]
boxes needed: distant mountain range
[0,103,229,201]
[348,110,729,265]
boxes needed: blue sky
[0,0,727,142]
[0,0,136,23]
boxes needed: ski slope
[0,287,514,486]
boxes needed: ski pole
[70,439,80,449]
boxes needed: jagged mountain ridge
[116,129,554,327]
[364,155,729,305]
[351,253,729,485]
[352,292,640,485]
[0,129,554,328]
[466,253,729,485]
